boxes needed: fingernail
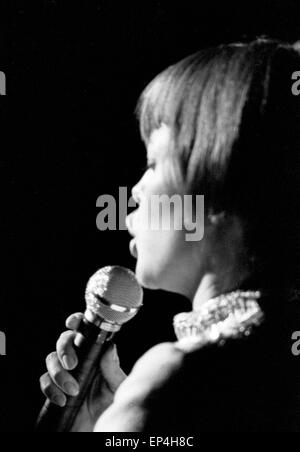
[53,395,66,407]
[64,382,79,397]
[62,355,76,370]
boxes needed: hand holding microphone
[40,313,126,432]
[37,266,143,432]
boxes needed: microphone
[36,266,143,432]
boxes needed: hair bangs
[136,51,211,144]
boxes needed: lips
[129,238,138,259]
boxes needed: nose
[131,184,141,205]
[126,178,143,236]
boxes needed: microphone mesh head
[85,266,143,325]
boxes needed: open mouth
[129,238,138,259]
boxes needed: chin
[135,260,163,290]
[135,260,180,294]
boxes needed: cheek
[136,189,186,253]
[136,188,184,232]
[135,229,189,290]
[137,227,186,272]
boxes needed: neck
[192,267,250,311]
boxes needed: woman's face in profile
[126,124,204,297]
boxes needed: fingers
[40,313,84,407]
[40,372,67,408]
[55,313,83,370]
[100,344,127,392]
[56,330,78,371]
[65,312,84,330]
[45,351,80,397]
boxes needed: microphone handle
[36,318,114,432]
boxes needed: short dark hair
[137,38,300,293]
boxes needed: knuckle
[40,374,53,394]
[57,330,72,346]
[46,352,57,365]
[58,331,67,342]
[39,373,49,388]
[66,313,83,329]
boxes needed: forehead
[147,124,172,160]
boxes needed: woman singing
[40,38,300,432]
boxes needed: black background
[1,0,300,432]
